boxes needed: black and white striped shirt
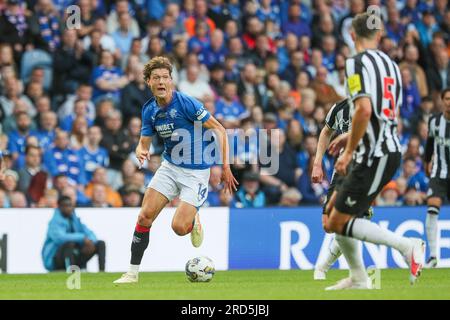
[325,98,351,134]
[345,49,402,166]
[427,113,450,179]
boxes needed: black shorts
[335,152,401,217]
[322,167,348,214]
[427,178,450,202]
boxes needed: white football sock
[129,264,140,275]
[426,212,438,258]
[347,218,411,256]
[335,234,367,283]
[317,237,342,271]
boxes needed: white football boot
[404,238,426,285]
[313,268,327,280]
[425,257,437,269]
[113,272,139,284]
[325,277,372,291]
[190,213,204,248]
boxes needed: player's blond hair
[143,56,173,82]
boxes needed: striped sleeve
[324,104,338,130]
[345,55,371,101]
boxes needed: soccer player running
[114,56,238,284]
[424,88,450,268]
[324,13,425,290]
[311,98,373,280]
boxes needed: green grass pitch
[1,269,449,300]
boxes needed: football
[185,256,215,282]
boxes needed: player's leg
[114,161,181,283]
[425,178,444,267]
[175,166,210,247]
[314,188,342,280]
[114,188,169,284]
[328,154,425,284]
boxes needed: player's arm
[136,136,152,166]
[203,116,239,193]
[312,125,334,183]
[424,121,434,177]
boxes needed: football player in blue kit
[114,56,238,284]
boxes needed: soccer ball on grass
[185,256,215,282]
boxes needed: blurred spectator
[121,184,142,207]
[0,0,33,63]
[403,187,425,206]
[60,99,93,132]
[401,67,421,131]
[52,174,91,206]
[399,44,429,98]
[9,190,27,208]
[83,17,118,57]
[91,49,128,103]
[7,111,38,163]
[416,10,440,47]
[79,125,109,183]
[261,129,300,204]
[178,64,213,100]
[69,116,89,150]
[43,129,87,186]
[112,12,138,56]
[36,110,57,151]
[281,3,311,38]
[106,0,140,37]
[37,187,59,208]
[76,0,97,38]
[184,0,216,37]
[1,169,19,196]
[42,196,106,271]
[338,0,365,50]
[377,181,402,206]
[61,183,89,207]
[29,0,62,52]
[311,66,343,106]
[58,83,95,123]
[84,167,123,207]
[100,109,133,180]
[17,144,46,195]
[0,76,35,121]
[121,63,152,123]
[188,20,210,54]
[126,116,141,150]
[279,187,302,207]
[119,158,137,190]
[426,49,450,96]
[298,154,327,205]
[214,81,249,129]
[410,96,434,133]
[204,165,222,207]
[199,29,227,68]
[232,171,265,208]
[90,183,111,207]
[53,29,94,95]
[0,189,7,207]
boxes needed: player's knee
[171,220,191,236]
[427,197,442,208]
[137,212,153,227]
[326,216,344,234]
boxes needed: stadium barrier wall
[0,207,229,274]
[0,206,449,273]
[228,206,450,270]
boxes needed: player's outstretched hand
[311,164,323,183]
[222,165,239,194]
[136,145,151,167]
[335,151,352,176]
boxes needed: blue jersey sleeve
[140,103,155,136]
[182,94,211,123]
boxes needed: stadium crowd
[0,0,448,209]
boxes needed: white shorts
[147,160,210,208]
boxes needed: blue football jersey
[141,91,215,169]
